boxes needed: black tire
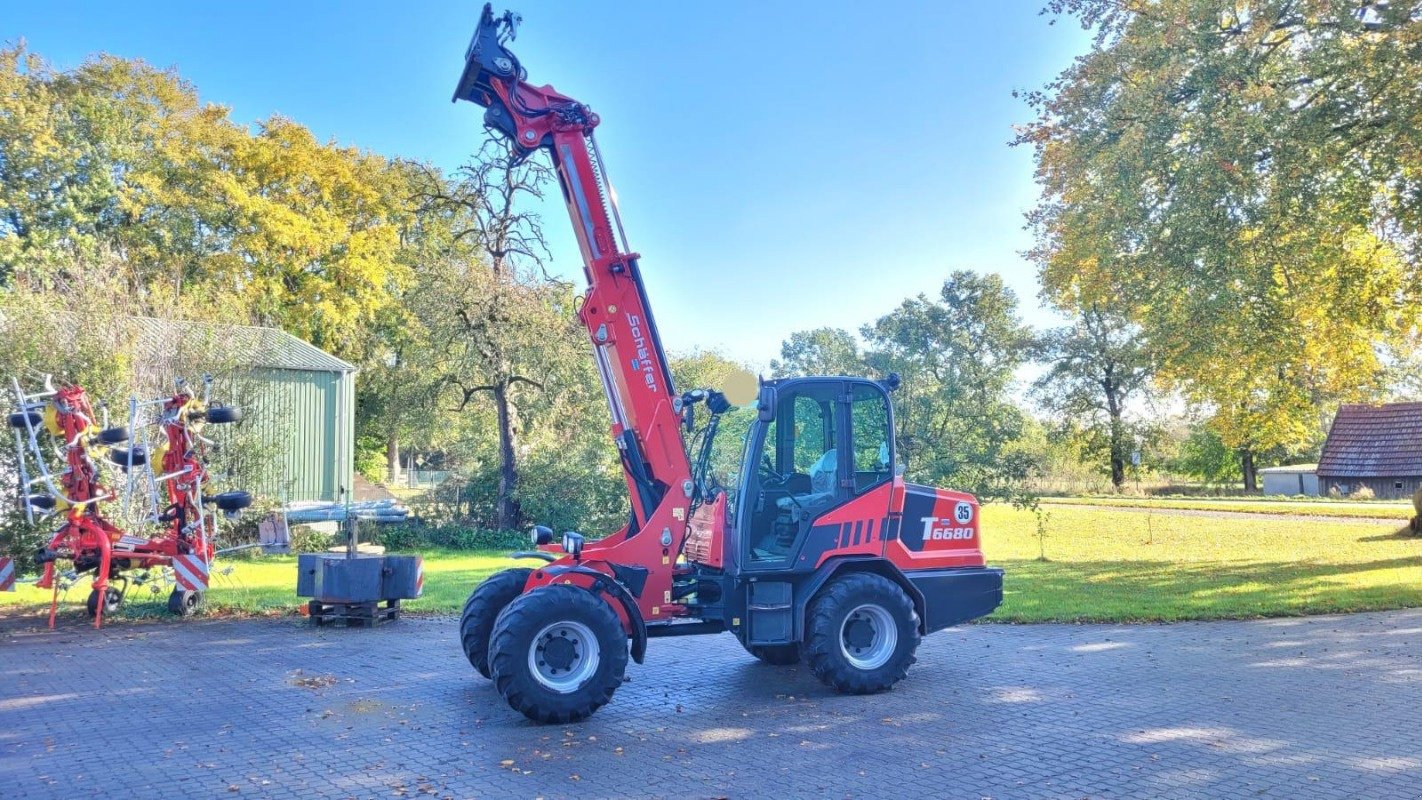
[459,567,533,678]
[168,588,203,616]
[86,586,123,618]
[488,584,629,723]
[744,642,802,665]
[211,490,252,512]
[804,572,920,694]
[25,494,56,511]
[96,426,129,445]
[108,446,147,467]
[8,410,41,429]
[205,406,241,424]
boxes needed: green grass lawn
[986,504,1422,622]
[0,548,519,621]
[1039,495,1415,520]
[3,506,1419,624]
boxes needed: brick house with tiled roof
[1317,402,1422,500]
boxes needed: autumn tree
[770,327,864,377]
[1021,0,1422,488]
[1032,302,1153,489]
[419,137,557,531]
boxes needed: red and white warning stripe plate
[172,554,210,591]
[0,557,14,592]
[414,555,425,598]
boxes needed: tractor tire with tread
[804,572,920,694]
[488,584,629,724]
[744,642,802,665]
[458,567,533,678]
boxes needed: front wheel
[488,584,629,724]
[804,572,920,694]
[458,567,533,678]
[744,642,801,665]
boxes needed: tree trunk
[386,433,400,486]
[494,381,522,531]
[1240,448,1257,492]
[1106,384,1126,490]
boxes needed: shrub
[1350,485,1375,501]
[288,524,335,553]
[372,523,528,552]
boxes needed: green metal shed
[129,318,356,504]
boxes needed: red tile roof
[1317,402,1422,478]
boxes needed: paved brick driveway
[3,610,1421,799]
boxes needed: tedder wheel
[459,567,533,678]
[108,446,147,467]
[743,642,802,665]
[804,572,920,694]
[204,406,242,424]
[86,586,123,618]
[211,491,252,512]
[488,584,629,724]
[96,426,129,445]
[168,588,203,616]
[8,411,41,429]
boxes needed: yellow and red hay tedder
[5,374,250,627]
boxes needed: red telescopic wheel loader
[452,5,1004,723]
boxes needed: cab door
[738,381,846,570]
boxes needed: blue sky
[8,2,1089,368]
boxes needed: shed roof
[129,317,355,373]
[1259,464,1318,475]
[1317,403,1422,478]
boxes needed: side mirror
[757,385,776,422]
[561,531,585,561]
[531,525,554,545]
[706,390,731,415]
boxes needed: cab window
[850,383,891,493]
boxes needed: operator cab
[705,377,896,569]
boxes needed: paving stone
[2,610,1421,798]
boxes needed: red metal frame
[19,381,226,628]
[455,7,991,633]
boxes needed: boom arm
[454,5,690,539]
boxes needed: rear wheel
[458,567,533,678]
[96,426,129,445]
[744,642,801,665]
[488,584,628,723]
[804,572,920,694]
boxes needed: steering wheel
[758,454,785,483]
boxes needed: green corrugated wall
[246,368,355,503]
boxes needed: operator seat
[777,448,837,517]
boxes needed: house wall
[1316,475,1422,500]
[1261,472,1319,496]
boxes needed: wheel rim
[840,603,896,670]
[528,620,600,693]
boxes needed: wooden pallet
[307,598,401,627]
